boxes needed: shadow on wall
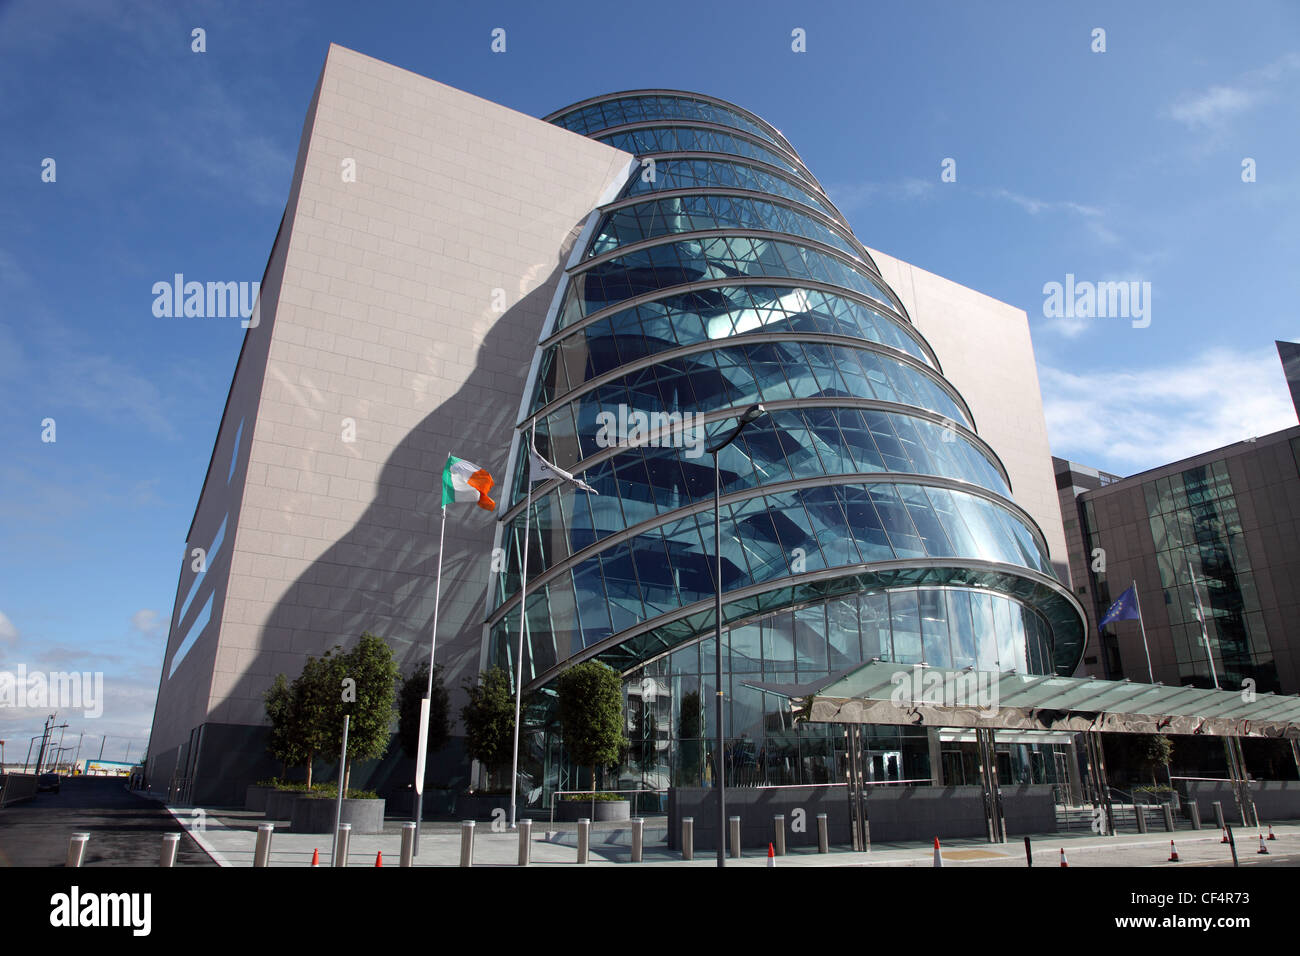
[197,228,586,807]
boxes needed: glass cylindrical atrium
[486,91,1086,793]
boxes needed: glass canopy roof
[744,660,1300,738]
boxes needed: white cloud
[1169,85,1260,129]
[1167,53,1300,131]
[1042,346,1298,472]
[986,188,1119,245]
[130,610,160,634]
[827,177,935,209]
[0,610,17,644]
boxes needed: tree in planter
[263,673,308,779]
[556,660,628,794]
[1134,734,1174,788]
[290,652,340,788]
[460,667,515,790]
[316,634,401,794]
[398,661,450,764]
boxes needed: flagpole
[412,504,447,855]
[1132,579,1154,683]
[508,420,535,829]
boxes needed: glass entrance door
[869,749,903,784]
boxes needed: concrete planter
[245,785,274,812]
[264,789,304,820]
[290,796,386,834]
[558,799,630,822]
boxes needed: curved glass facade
[498,91,1086,792]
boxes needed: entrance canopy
[744,661,1300,739]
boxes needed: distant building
[1057,423,1300,694]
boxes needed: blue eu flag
[1099,585,1140,629]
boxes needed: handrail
[861,776,933,787]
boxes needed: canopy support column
[1082,731,1114,835]
[976,728,1005,843]
[927,727,945,786]
[1223,736,1258,828]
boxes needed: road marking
[164,805,232,868]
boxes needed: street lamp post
[705,403,765,868]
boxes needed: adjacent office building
[1058,426,1300,697]
[146,44,1084,804]
[1053,344,1300,779]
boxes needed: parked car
[37,772,61,794]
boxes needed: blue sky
[1,0,1297,752]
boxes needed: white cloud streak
[1167,52,1300,131]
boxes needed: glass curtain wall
[494,92,1086,798]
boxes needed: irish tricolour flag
[441,456,496,511]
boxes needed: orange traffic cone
[1168,840,1180,862]
[1268,825,1277,841]
[310,847,319,867]
[375,850,383,866]
[767,843,775,867]
[1221,827,1230,844]
[1059,848,1068,867]
[1257,835,1269,855]
[933,837,943,868]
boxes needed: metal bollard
[1163,804,1175,833]
[160,832,180,867]
[1135,805,1147,833]
[773,814,786,856]
[518,819,532,867]
[1189,802,1202,830]
[460,821,475,867]
[817,813,829,853]
[1212,801,1226,831]
[729,815,741,859]
[66,832,89,868]
[333,823,351,867]
[253,823,274,868]
[682,817,694,860]
[400,822,416,867]
[577,818,590,864]
[631,818,644,863]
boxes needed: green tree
[293,652,341,788]
[398,661,450,762]
[1135,734,1174,786]
[263,673,308,777]
[557,661,628,792]
[461,667,515,789]
[314,634,400,793]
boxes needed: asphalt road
[0,776,215,866]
